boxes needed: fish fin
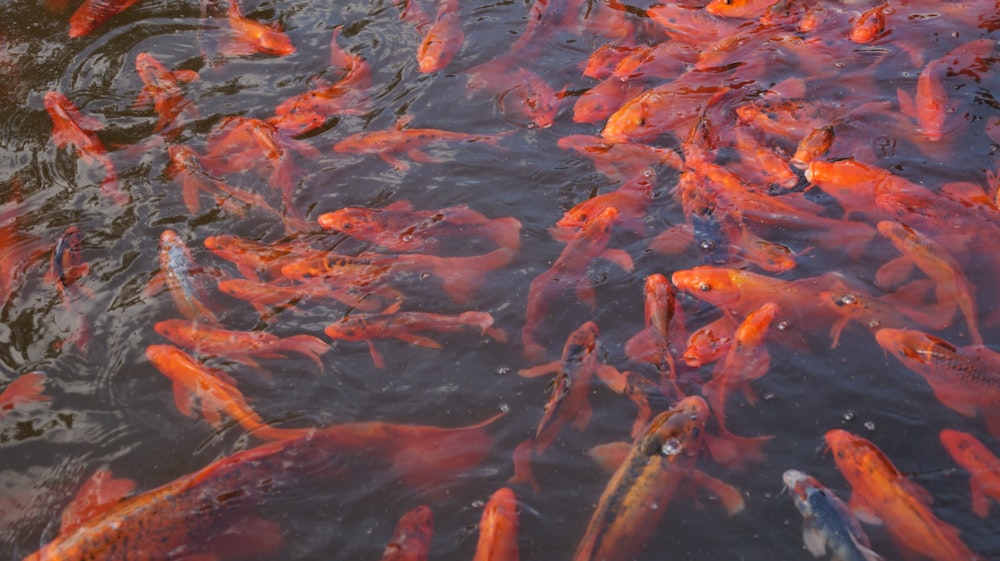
[380,153,411,171]
[395,333,443,348]
[367,341,386,369]
[508,439,539,493]
[180,175,205,214]
[801,518,827,556]
[173,69,199,83]
[385,200,414,211]
[571,400,593,431]
[970,478,992,518]
[687,470,745,515]
[485,326,508,343]
[0,372,50,414]
[208,516,285,560]
[601,248,634,272]
[922,375,979,418]
[173,382,196,418]
[874,256,914,289]
[277,335,329,370]
[217,38,260,58]
[405,148,442,164]
[518,360,560,378]
[828,315,849,349]
[133,86,155,109]
[702,430,771,470]
[576,280,596,309]
[587,441,631,473]
[848,493,882,525]
[395,115,415,130]
[984,409,1000,441]
[201,401,224,428]
[384,299,404,314]
[897,87,916,120]
[852,543,886,561]
[60,468,137,535]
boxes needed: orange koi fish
[939,429,1000,518]
[683,314,736,368]
[875,328,1000,438]
[472,487,520,561]
[416,0,463,72]
[513,321,602,490]
[146,344,314,441]
[156,229,221,325]
[550,170,654,242]
[705,0,777,19]
[645,3,738,47]
[601,78,720,143]
[497,68,562,129]
[45,226,92,350]
[68,0,140,37]
[381,505,434,561]
[557,134,683,183]
[782,469,885,561]
[820,279,947,347]
[317,200,522,253]
[0,199,47,309]
[703,302,778,435]
[132,52,198,135]
[203,234,325,282]
[23,412,501,561]
[825,429,981,561]
[573,397,743,561]
[154,318,329,370]
[572,76,644,124]
[0,372,50,418]
[611,41,695,83]
[281,247,515,306]
[624,273,686,381]
[333,115,513,171]
[521,207,631,361]
[217,277,394,314]
[221,0,295,57]
[848,3,887,44]
[804,158,894,216]
[323,303,506,369]
[876,220,982,345]
[731,126,798,189]
[583,44,636,80]
[269,27,372,136]
[44,91,125,204]
[792,124,836,169]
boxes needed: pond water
[1,0,1000,560]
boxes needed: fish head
[317,209,379,239]
[323,318,366,341]
[258,30,296,56]
[939,429,975,457]
[874,327,952,367]
[782,469,820,515]
[562,321,600,362]
[636,395,708,461]
[580,206,620,241]
[153,319,187,340]
[670,266,744,311]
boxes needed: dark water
[2,0,1000,560]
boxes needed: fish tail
[276,334,330,370]
[486,216,523,251]
[431,248,514,305]
[702,428,772,470]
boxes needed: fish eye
[699,282,712,292]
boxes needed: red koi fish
[683,314,736,368]
[221,0,295,57]
[521,207,632,361]
[705,0,776,19]
[323,303,507,369]
[68,0,139,37]
[601,79,720,143]
[416,0,463,72]
[133,52,198,136]
[147,344,315,440]
[557,134,683,183]
[825,429,981,561]
[624,273,686,382]
[819,279,948,348]
[583,44,636,80]
[730,126,798,189]
[269,27,372,136]
[155,229,221,325]
[550,170,654,242]
[203,234,324,282]
[875,328,1000,438]
[940,429,1000,518]
[498,68,562,129]
[23,412,502,561]
[318,200,522,253]
[472,487,520,561]
[44,91,125,204]
[703,302,778,435]
[333,115,513,171]
[217,277,395,315]
[849,3,887,44]
[0,199,47,309]
[45,226,92,350]
[154,319,329,370]
[573,397,743,561]
[645,3,738,47]
[381,505,434,561]
[876,220,982,345]
[573,76,644,124]
[0,372,50,418]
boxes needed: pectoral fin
[395,333,443,348]
[801,518,827,557]
[601,248,634,272]
[60,468,137,535]
[686,470,744,515]
[970,478,993,517]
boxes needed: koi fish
[203,234,325,282]
[824,429,980,561]
[472,487,520,561]
[497,68,562,129]
[221,0,295,57]
[217,277,396,315]
[23,412,502,561]
[146,344,314,441]
[45,226,92,350]
[875,328,1000,439]
[624,273,686,383]
[132,52,198,136]
[820,278,948,348]
[682,314,736,368]
[67,0,140,37]
[573,76,644,124]
[782,469,885,561]
[939,429,1000,518]
[0,372,50,418]
[645,3,738,47]
[703,302,778,435]
[876,220,982,345]
[705,0,777,19]
[848,4,887,44]
[44,91,125,204]
[317,200,522,253]
[154,318,329,370]
[381,505,434,561]
[522,207,631,361]
[730,126,798,189]
[557,134,683,183]
[601,78,720,143]
[155,229,221,325]
[550,170,654,242]
[323,303,507,369]
[0,199,48,310]
[333,115,513,171]
[573,396,743,561]
[416,0,463,72]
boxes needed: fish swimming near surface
[939,429,1000,518]
[380,505,434,561]
[783,469,885,561]
[472,487,520,561]
[0,372,50,418]
[67,0,140,37]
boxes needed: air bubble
[662,437,683,456]
[834,60,846,68]
[776,320,790,331]
[867,319,881,329]
[499,403,510,413]
[864,421,876,431]
[649,502,659,511]
[496,366,511,376]
[839,294,857,305]
[843,410,856,421]
[700,239,715,250]
[420,272,431,279]
[471,500,485,508]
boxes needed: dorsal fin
[60,468,136,535]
